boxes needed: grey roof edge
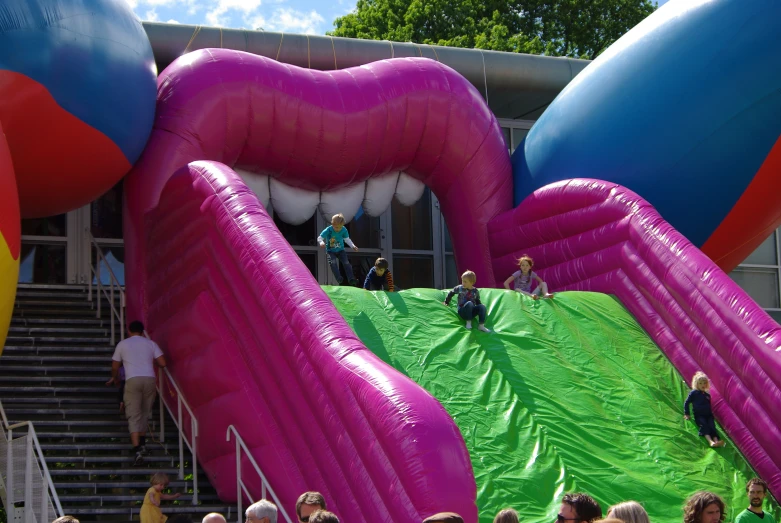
[142,22,590,99]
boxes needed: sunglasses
[556,515,580,523]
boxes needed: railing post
[110,284,115,345]
[158,369,165,443]
[177,398,184,480]
[25,433,33,523]
[6,429,14,523]
[96,259,102,319]
[191,418,198,506]
[235,434,242,522]
[120,293,125,341]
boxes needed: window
[731,230,781,318]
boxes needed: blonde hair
[150,472,170,486]
[461,270,477,283]
[331,213,346,225]
[516,255,534,268]
[607,501,650,523]
[691,371,709,390]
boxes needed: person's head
[683,491,725,523]
[246,499,278,523]
[691,371,710,392]
[494,508,520,523]
[52,517,80,523]
[150,472,170,491]
[561,493,603,523]
[746,478,768,509]
[202,513,228,523]
[128,320,145,336]
[307,511,339,523]
[461,270,477,289]
[607,501,650,523]
[331,213,346,232]
[423,513,464,523]
[517,255,534,274]
[296,492,326,523]
[375,258,389,276]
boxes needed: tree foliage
[329,0,657,59]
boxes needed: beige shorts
[124,377,157,433]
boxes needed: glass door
[19,215,69,284]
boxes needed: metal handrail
[0,399,64,520]
[86,228,125,344]
[149,333,200,505]
[226,426,293,523]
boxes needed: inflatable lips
[0,122,20,357]
[133,162,477,522]
[511,0,781,272]
[488,179,781,500]
[124,48,513,301]
[123,51,516,522]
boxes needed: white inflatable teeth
[269,177,320,225]
[363,173,399,216]
[235,167,427,225]
[395,172,426,206]
[234,169,270,211]
[319,182,365,223]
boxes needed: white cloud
[123,0,139,9]
[266,7,324,35]
[206,0,262,26]
[145,8,159,21]
[166,18,181,23]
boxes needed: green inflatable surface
[325,287,778,523]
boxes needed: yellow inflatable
[0,124,20,357]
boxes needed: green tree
[329,0,656,59]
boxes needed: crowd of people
[49,478,775,523]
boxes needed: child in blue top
[444,270,491,332]
[364,257,394,291]
[684,371,725,448]
[318,213,359,286]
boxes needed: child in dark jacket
[684,371,725,448]
[363,258,394,291]
[444,270,491,333]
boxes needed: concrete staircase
[1,284,234,522]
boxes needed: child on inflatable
[444,270,491,332]
[363,257,394,291]
[684,371,726,448]
[503,255,553,300]
[318,213,359,286]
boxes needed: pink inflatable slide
[124,48,781,521]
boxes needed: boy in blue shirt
[318,213,359,285]
[363,257,395,292]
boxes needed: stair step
[46,455,176,464]
[5,336,112,344]
[49,466,185,476]
[0,355,112,363]
[65,504,230,516]
[13,308,105,318]
[2,345,115,353]
[36,431,178,439]
[4,408,140,416]
[17,283,88,291]
[11,317,109,326]
[41,443,157,450]
[58,493,217,502]
[54,480,191,490]
[8,326,110,334]
[0,386,119,393]
[0,375,110,382]
[9,419,136,426]
[2,396,118,404]
[0,365,112,372]
[15,300,96,308]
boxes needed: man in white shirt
[107,320,166,465]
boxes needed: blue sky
[124,0,669,35]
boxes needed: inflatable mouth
[124,49,513,523]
